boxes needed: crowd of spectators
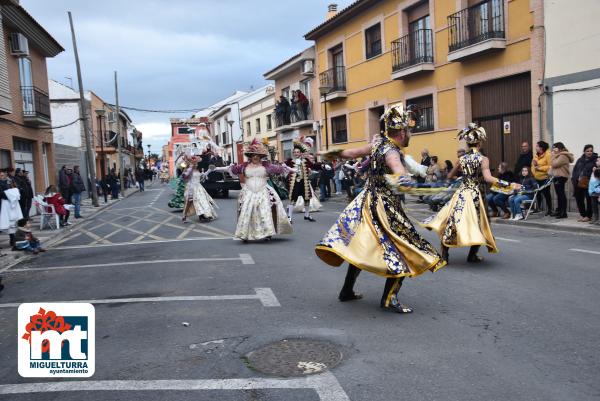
[274,90,310,127]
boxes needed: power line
[0,117,83,130]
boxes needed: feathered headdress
[244,138,268,157]
[381,104,417,132]
[293,136,313,153]
[457,123,487,144]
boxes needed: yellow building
[305,0,544,169]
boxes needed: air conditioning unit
[301,59,314,76]
[107,111,117,123]
[10,33,29,56]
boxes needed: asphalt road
[0,182,599,401]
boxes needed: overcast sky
[23,0,353,152]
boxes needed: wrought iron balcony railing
[448,0,505,53]
[392,29,434,71]
[319,66,346,93]
[21,86,50,121]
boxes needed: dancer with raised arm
[212,139,292,242]
[315,105,446,314]
[285,137,318,223]
[181,156,218,223]
[422,123,520,263]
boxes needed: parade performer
[285,137,318,223]
[213,139,293,242]
[315,105,446,314]
[422,123,520,263]
[182,161,218,223]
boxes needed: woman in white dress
[216,139,293,242]
[182,162,218,223]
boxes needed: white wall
[545,0,600,79]
[49,80,83,147]
[552,78,600,154]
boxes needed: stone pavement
[0,181,156,271]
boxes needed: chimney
[327,3,338,20]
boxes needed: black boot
[339,264,363,302]
[9,234,15,249]
[467,245,483,263]
[380,277,412,313]
[441,244,449,263]
[0,276,4,292]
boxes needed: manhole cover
[245,339,342,377]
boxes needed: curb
[494,217,600,234]
[0,184,151,273]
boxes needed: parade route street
[0,183,599,401]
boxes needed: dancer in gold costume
[422,123,520,263]
[316,106,446,314]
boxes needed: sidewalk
[0,183,153,271]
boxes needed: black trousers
[574,186,593,218]
[290,180,307,202]
[536,179,552,212]
[553,177,568,216]
[339,264,405,308]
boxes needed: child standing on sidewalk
[589,160,600,225]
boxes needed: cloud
[22,0,355,151]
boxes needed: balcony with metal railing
[319,66,346,100]
[391,29,434,80]
[21,86,51,126]
[274,100,314,131]
[447,0,506,62]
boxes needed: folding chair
[522,177,554,221]
[33,195,60,230]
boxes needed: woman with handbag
[571,144,597,222]
[531,141,553,215]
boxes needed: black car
[202,170,240,198]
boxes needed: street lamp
[95,109,106,180]
[147,144,151,166]
[319,82,333,150]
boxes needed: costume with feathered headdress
[285,136,320,222]
[210,139,293,241]
[315,105,445,313]
[422,123,498,260]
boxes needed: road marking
[255,287,280,307]
[0,287,279,308]
[0,371,349,400]
[239,253,255,265]
[51,236,233,250]
[495,237,520,243]
[569,248,600,255]
[7,255,254,272]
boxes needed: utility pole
[68,12,98,207]
[114,71,125,194]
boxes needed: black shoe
[467,254,484,263]
[304,216,316,222]
[339,292,363,302]
[555,214,568,219]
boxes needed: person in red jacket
[44,185,71,226]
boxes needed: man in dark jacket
[71,165,86,218]
[514,141,533,177]
[58,165,70,202]
[14,168,29,218]
[135,168,145,192]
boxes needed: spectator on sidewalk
[59,166,73,204]
[135,168,145,192]
[532,141,553,215]
[514,141,533,177]
[44,185,71,227]
[108,169,119,199]
[550,142,574,219]
[0,169,20,248]
[509,166,538,221]
[589,163,600,225]
[14,218,46,254]
[486,162,515,219]
[571,144,597,223]
[333,160,343,195]
[14,168,32,219]
[425,156,442,183]
[70,165,86,219]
